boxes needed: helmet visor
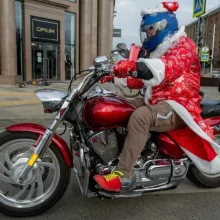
[139,26,155,44]
[140,29,147,44]
[140,19,168,44]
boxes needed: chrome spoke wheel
[0,138,60,208]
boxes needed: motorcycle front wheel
[0,131,71,217]
[187,131,220,188]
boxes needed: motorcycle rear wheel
[0,131,71,217]
[187,132,220,188]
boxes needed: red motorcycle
[0,45,220,217]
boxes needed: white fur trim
[181,148,220,174]
[150,26,187,59]
[113,77,127,90]
[165,100,220,174]
[137,58,165,87]
[144,86,152,104]
[136,58,165,105]
[141,4,168,17]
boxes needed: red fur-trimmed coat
[114,26,220,174]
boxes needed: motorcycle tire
[187,166,220,188]
[0,131,71,217]
[187,131,220,188]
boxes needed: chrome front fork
[17,100,71,184]
[17,71,95,184]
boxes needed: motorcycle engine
[88,130,119,164]
[88,130,189,188]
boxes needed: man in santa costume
[94,2,220,192]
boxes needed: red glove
[113,60,137,78]
[127,76,144,89]
[100,75,114,84]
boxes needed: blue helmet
[140,11,178,52]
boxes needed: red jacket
[114,27,220,174]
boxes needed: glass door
[46,44,58,80]
[32,43,43,80]
[32,43,59,80]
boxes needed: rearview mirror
[116,43,130,59]
[93,56,108,67]
[110,50,119,63]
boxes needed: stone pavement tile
[1,104,55,119]
[0,105,54,128]
[0,99,40,107]
[0,91,39,105]
[0,108,19,119]
[4,97,22,101]
[0,89,44,107]
[0,119,53,129]
[0,91,36,96]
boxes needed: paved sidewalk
[0,81,219,127]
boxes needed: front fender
[6,123,73,168]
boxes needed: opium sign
[31,16,60,43]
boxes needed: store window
[31,17,60,80]
[65,12,76,80]
[15,0,24,77]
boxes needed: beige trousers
[117,98,185,178]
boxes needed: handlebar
[97,63,114,75]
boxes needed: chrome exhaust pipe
[97,183,176,199]
[133,183,176,192]
[97,191,142,199]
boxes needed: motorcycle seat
[201,99,220,118]
[201,105,220,118]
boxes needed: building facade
[185,6,220,67]
[0,0,115,84]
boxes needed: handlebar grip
[101,63,114,74]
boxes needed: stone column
[0,5,2,73]
[23,2,32,82]
[109,0,114,53]
[0,0,21,84]
[91,0,98,61]
[98,0,111,58]
[79,0,92,71]
[59,16,66,81]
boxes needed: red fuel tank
[83,95,135,131]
